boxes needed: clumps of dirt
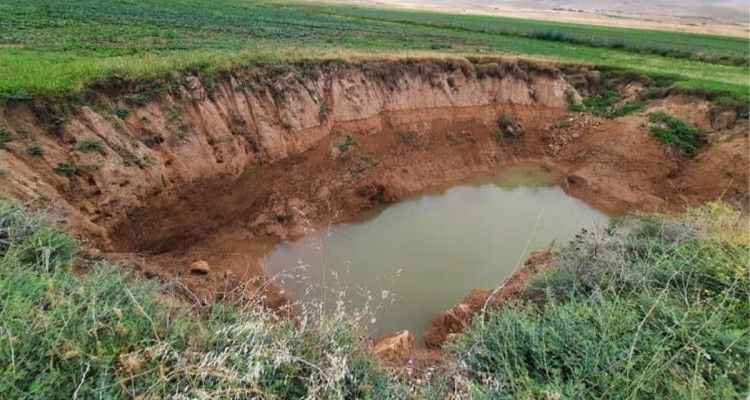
[372,330,416,364]
[543,113,602,157]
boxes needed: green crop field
[0,0,748,101]
[322,5,750,65]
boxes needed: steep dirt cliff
[0,58,747,305]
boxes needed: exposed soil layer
[1,58,747,311]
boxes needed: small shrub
[648,111,704,156]
[174,124,190,141]
[640,87,667,100]
[18,226,77,273]
[0,128,13,147]
[26,144,44,157]
[495,113,520,139]
[497,114,513,130]
[74,138,106,154]
[166,105,182,122]
[568,102,585,113]
[337,134,355,152]
[0,202,43,253]
[571,91,644,118]
[202,75,217,92]
[53,163,79,176]
[113,107,130,119]
[319,101,329,119]
[611,99,644,117]
[125,93,150,106]
[575,90,618,115]
[397,131,420,146]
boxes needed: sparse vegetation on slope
[450,203,749,399]
[648,111,705,156]
[569,89,645,118]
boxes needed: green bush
[570,90,644,118]
[497,114,513,130]
[113,107,130,119]
[397,131,420,146]
[450,207,749,399]
[495,114,518,140]
[0,128,13,147]
[25,144,44,157]
[53,163,79,176]
[648,111,704,156]
[73,139,105,154]
[337,134,356,152]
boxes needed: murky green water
[264,165,609,341]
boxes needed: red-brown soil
[0,58,747,341]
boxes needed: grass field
[0,0,748,101]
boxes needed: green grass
[112,107,130,119]
[73,139,105,154]
[0,201,416,399]
[0,0,747,103]
[495,114,519,140]
[569,89,645,118]
[337,134,356,153]
[0,129,12,147]
[53,163,79,176]
[25,144,44,157]
[320,5,749,66]
[648,111,705,156]
[450,203,749,399]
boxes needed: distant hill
[343,0,750,36]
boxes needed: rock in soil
[189,260,211,275]
[373,330,415,363]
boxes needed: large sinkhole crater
[2,59,745,348]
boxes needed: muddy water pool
[264,164,609,341]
